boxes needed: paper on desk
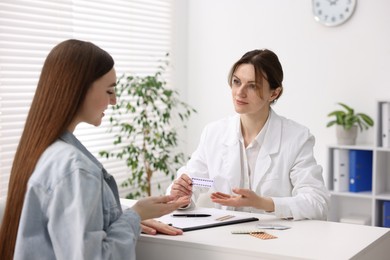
[156,207,259,232]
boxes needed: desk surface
[121,199,390,260]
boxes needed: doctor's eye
[232,78,241,86]
[248,83,257,89]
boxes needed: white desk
[121,199,390,260]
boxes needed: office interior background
[180,0,390,190]
[0,0,389,199]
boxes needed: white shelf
[330,191,372,199]
[375,193,390,200]
[327,100,390,227]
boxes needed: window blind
[0,0,174,199]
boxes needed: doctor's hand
[141,219,183,236]
[170,174,193,198]
[210,188,275,212]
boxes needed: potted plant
[326,102,374,145]
[100,59,196,199]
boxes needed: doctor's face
[231,64,276,116]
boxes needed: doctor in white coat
[169,49,330,220]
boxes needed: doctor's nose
[236,85,248,97]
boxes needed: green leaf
[326,102,374,132]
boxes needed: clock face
[312,0,357,27]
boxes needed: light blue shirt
[14,132,141,260]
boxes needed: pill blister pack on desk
[231,230,265,234]
[250,232,277,240]
[231,230,278,240]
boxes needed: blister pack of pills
[231,230,277,240]
[191,177,214,188]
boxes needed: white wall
[174,0,390,183]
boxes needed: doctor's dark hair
[0,39,114,259]
[228,49,284,102]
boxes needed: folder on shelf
[349,150,373,192]
[383,201,390,228]
[381,102,390,148]
[333,149,349,192]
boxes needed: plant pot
[336,125,358,145]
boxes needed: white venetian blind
[0,0,174,199]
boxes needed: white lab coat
[172,109,330,220]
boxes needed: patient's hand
[132,195,190,220]
[141,219,183,235]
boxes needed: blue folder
[349,150,372,192]
[383,201,390,227]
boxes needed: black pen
[172,214,211,217]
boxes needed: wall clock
[312,0,357,27]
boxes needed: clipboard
[177,217,259,232]
[156,208,259,232]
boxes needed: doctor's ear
[269,87,283,103]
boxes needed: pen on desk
[172,214,211,217]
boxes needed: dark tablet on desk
[178,217,259,232]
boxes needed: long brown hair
[0,39,114,259]
[228,49,284,102]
